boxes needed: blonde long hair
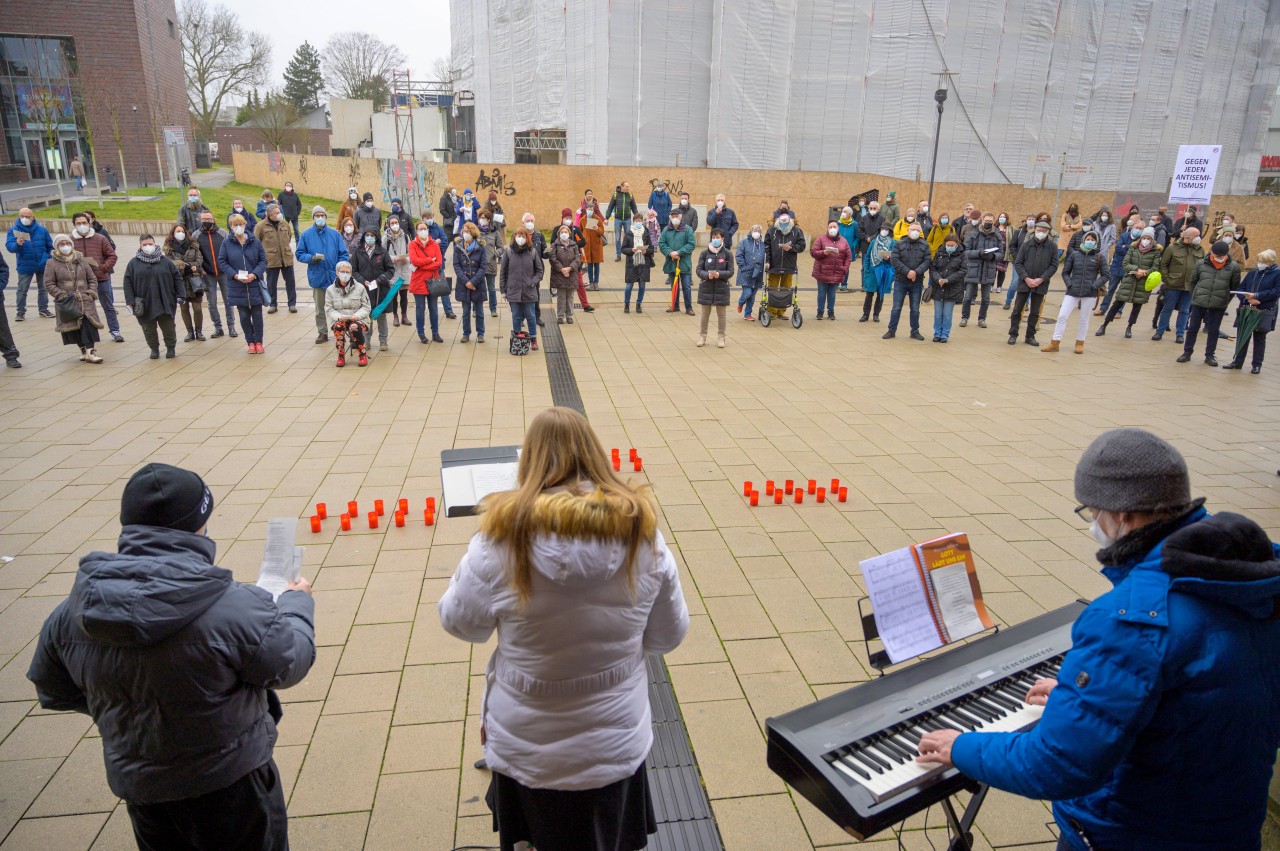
[479,407,656,605]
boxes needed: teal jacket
[658,224,695,276]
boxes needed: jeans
[461,300,485,337]
[1004,266,1019,307]
[75,175,85,190]
[97,276,120,334]
[16,269,48,315]
[1155,289,1191,335]
[310,287,326,335]
[888,278,923,332]
[206,274,236,332]
[236,304,264,344]
[1052,295,1096,341]
[613,219,625,258]
[485,273,498,313]
[510,301,537,338]
[414,293,440,338]
[586,262,600,286]
[816,281,838,315]
[138,314,177,352]
[666,273,692,311]
[266,266,296,308]
[739,284,759,318]
[0,298,19,361]
[1183,304,1224,358]
[932,299,955,340]
[1009,289,1046,338]
[624,279,646,307]
[962,280,991,321]
[127,760,288,851]
[1098,268,1123,313]
[441,292,455,316]
[287,218,299,242]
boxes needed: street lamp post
[926,86,948,215]
[132,105,148,187]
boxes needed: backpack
[509,331,531,356]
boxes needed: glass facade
[0,34,85,180]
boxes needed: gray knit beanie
[1074,429,1191,513]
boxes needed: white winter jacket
[324,279,371,327]
[439,488,689,791]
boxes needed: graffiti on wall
[297,155,309,185]
[381,159,437,219]
[475,167,517,197]
[649,177,685,197]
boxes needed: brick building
[1,0,191,186]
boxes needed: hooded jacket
[353,197,382,236]
[408,236,443,296]
[27,526,315,804]
[439,487,688,791]
[350,242,395,310]
[763,224,806,276]
[498,239,543,303]
[45,249,104,333]
[952,508,1280,851]
[647,188,672,227]
[735,233,766,287]
[1116,241,1162,305]
[5,217,54,274]
[1060,246,1103,299]
[659,224,697,276]
[695,246,735,305]
[217,233,268,308]
[890,235,931,285]
[295,223,350,290]
[963,227,1004,285]
[930,243,967,302]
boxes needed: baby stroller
[758,276,803,328]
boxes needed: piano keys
[766,601,1084,840]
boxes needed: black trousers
[127,760,288,851]
[1233,327,1269,368]
[1183,304,1225,358]
[138,314,177,351]
[0,297,17,362]
[1009,290,1045,338]
[266,266,296,308]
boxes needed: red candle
[340,514,351,531]
[816,487,826,503]
[830,478,840,494]
[743,481,753,496]
[774,489,784,504]
[374,499,385,516]
[612,447,620,458]
[765,480,775,495]
[784,479,794,494]
[397,498,408,514]
[749,491,759,507]
[424,510,435,526]
[633,458,642,471]
[368,511,379,529]
[795,489,804,504]
[316,502,327,519]
[426,497,436,512]
[807,479,817,494]
[629,448,638,461]
[612,457,621,471]
[347,500,358,517]
[838,487,848,503]
[310,516,322,533]
[394,511,405,527]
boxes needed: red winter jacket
[809,232,852,283]
[408,237,443,295]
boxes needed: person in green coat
[1176,241,1241,366]
[1097,226,1160,338]
[659,210,697,315]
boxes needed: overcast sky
[249,0,453,99]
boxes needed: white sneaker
[696,335,706,348]
[717,337,725,348]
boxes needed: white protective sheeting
[452,0,1280,191]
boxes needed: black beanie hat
[120,463,214,533]
[1212,240,1228,257]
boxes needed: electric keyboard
[765,600,1085,840]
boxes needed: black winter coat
[278,190,303,220]
[621,227,654,284]
[122,255,185,321]
[1060,248,1103,298]
[27,526,316,804]
[890,237,931,285]
[350,245,395,311]
[764,225,806,275]
[695,248,735,306]
[964,227,1004,285]
[930,245,967,302]
[1014,237,1060,294]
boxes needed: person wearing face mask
[705,194,739,249]
[1152,228,1204,343]
[217,214,268,354]
[45,233,105,363]
[925,209,955,258]
[5,206,54,321]
[123,234,185,360]
[387,197,414,237]
[880,191,900,227]
[419,212,457,321]
[956,204,977,239]
[340,217,361,255]
[338,187,361,231]
[1098,227,1160,339]
[1042,227,1101,354]
[1009,219,1059,347]
[176,188,209,236]
[676,192,698,235]
[763,213,806,296]
[550,224,584,325]
[1172,205,1202,239]
[483,190,507,240]
[0,252,17,368]
[917,427,1280,851]
[194,211,235,339]
[278,182,303,239]
[1091,208,1117,275]
[451,222,487,342]
[575,192,606,292]
[554,208,594,313]
[350,229,395,352]
[164,223,206,342]
[660,208,697,315]
[735,225,767,320]
[621,215,654,314]
[1145,214,1168,249]
[811,219,852,321]
[1175,240,1241,366]
[929,233,966,342]
[520,214,548,328]
[915,200,933,234]
[500,225,544,350]
[835,207,860,292]
[1224,249,1280,373]
[605,182,638,261]
[353,192,382,240]
[891,208,922,241]
[884,222,930,340]
[408,218,445,344]
[71,212,122,342]
[861,224,895,322]
[647,183,672,228]
[383,215,413,328]
[295,205,349,344]
[1095,215,1144,316]
[325,260,372,367]
[992,212,1011,294]
[694,229,735,347]
[771,199,795,227]
[439,185,460,238]
[455,189,481,235]
[226,199,257,233]
[1059,202,1082,253]
[960,214,1003,329]
[1002,214,1035,309]
[454,219,490,343]
[253,203,295,315]
[478,212,505,317]
[858,201,885,262]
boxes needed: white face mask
[344,226,354,235]
[1259,263,1269,271]
[751,231,761,241]
[908,230,921,240]
[524,220,535,230]
[559,233,571,242]
[1223,234,1234,242]
[515,236,527,246]
[337,271,351,282]
[417,230,429,239]
[59,244,72,255]
[1089,517,1117,548]
[1035,231,1048,241]
[1140,238,1152,247]
[350,193,358,200]
[562,217,572,226]
[19,217,32,226]
[828,227,838,237]
[174,230,185,240]
[365,201,374,209]
[390,222,400,231]
[76,224,91,236]
[141,244,156,255]
[315,217,327,228]
[233,226,245,236]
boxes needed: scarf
[630,226,646,267]
[135,248,164,264]
[1209,253,1228,269]
[838,214,853,225]
[870,234,893,265]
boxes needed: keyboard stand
[940,783,989,851]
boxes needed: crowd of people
[2,183,1276,373]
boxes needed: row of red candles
[309,497,437,532]
[611,447,642,472]
[742,478,849,506]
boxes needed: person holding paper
[440,407,689,851]
[326,260,372,367]
[28,463,315,851]
[218,213,269,354]
[916,428,1280,851]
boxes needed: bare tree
[76,54,133,196]
[430,52,471,86]
[247,90,303,151]
[21,75,71,215]
[179,0,271,141]
[323,32,405,108]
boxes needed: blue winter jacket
[6,218,54,274]
[425,221,450,261]
[453,238,486,301]
[648,189,672,228]
[734,236,766,288]
[952,506,1280,851]
[1109,229,1138,277]
[1237,264,1280,311]
[295,224,350,290]
[217,234,268,308]
[836,218,860,254]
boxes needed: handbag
[427,276,451,298]
[921,283,934,303]
[55,294,83,325]
[509,331,531,356]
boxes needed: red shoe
[531,339,539,350]
[256,342,264,353]
[737,303,743,314]
[336,353,345,367]
[358,352,368,367]
[246,344,254,354]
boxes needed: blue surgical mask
[364,235,375,245]
[778,219,793,233]
[945,244,957,254]
[1083,240,1096,251]
[710,238,723,249]
[1130,228,1142,238]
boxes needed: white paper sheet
[473,463,519,500]
[256,519,301,601]
[930,561,986,643]
[859,548,941,664]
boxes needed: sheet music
[859,548,942,664]
[472,463,518,501]
[930,561,986,642]
[256,519,301,601]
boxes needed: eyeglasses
[1073,505,1100,523]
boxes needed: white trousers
[1053,295,1096,342]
